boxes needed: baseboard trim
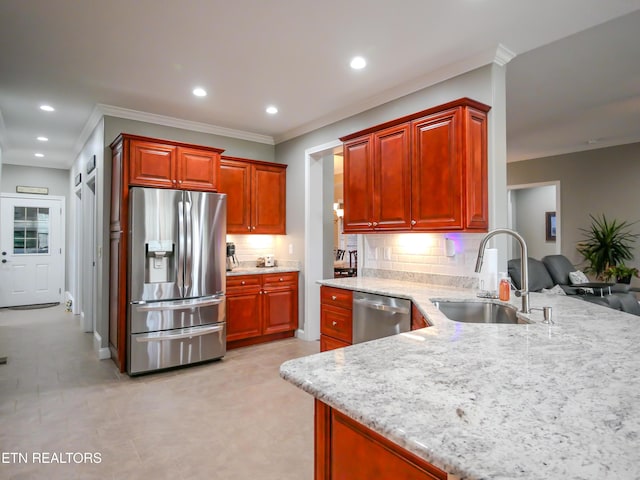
[93,331,111,360]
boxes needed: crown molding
[275,44,511,144]
[494,43,517,66]
[97,104,274,145]
[0,107,6,152]
[74,104,105,155]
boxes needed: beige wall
[507,142,640,277]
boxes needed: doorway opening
[507,181,561,259]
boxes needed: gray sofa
[507,255,640,315]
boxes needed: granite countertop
[280,277,640,479]
[226,266,299,276]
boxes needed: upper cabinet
[126,135,223,192]
[220,156,287,234]
[340,98,490,233]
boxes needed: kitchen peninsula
[280,277,640,479]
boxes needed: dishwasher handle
[353,298,410,315]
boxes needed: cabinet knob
[179,180,183,184]
[411,219,417,225]
[241,281,245,285]
[252,226,256,230]
[372,221,378,227]
[279,277,284,282]
[259,290,263,295]
[367,222,372,227]
[247,226,251,230]
[331,295,337,300]
[332,321,337,326]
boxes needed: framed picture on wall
[546,211,557,242]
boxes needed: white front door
[0,194,64,307]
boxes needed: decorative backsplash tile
[362,233,485,287]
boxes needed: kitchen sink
[433,300,527,324]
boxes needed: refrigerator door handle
[184,199,192,292]
[132,295,224,311]
[177,199,185,297]
[134,324,224,342]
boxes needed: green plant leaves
[577,214,639,280]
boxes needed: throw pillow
[541,284,567,295]
[569,270,593,294]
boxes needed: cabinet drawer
[321,286,353,310]
[321,305,352,343]
[263,272,298,286]
[320,334,351,352]
[226,275,261,291]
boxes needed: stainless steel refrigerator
[128,187,226,375]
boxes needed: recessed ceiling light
[37,136,49,142]
[350,56,367,70]
[35,153,44,158]
[192,87,207,97]
[40,105,55,112]
[266,105,278,115]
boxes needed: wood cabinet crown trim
[110,133,225,154]
[221,155,287,170]
[339,97,490,142]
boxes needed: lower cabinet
[320,286,353,352]
[315,400,447,480]
[226,272,298,349]
[320,286,429,352]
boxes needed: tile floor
[0,305,319,479]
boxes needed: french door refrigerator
[128,187,226,375]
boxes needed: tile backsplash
[227,235,298,268]
[362,233,485,287]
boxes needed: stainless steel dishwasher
[352,291,411,344]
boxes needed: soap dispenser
[499,272,511,301]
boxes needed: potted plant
[577,214,639,281]
[603,264,639,284]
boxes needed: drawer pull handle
[332,321,337,326]
[331,295,337,300]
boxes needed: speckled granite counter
[226,266,299,276]
[280,277,640,479]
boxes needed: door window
[13,206,50,254]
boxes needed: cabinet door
[177,147,220,192]
[343,135,374,232]
[226,287,262,341]
[262,284,297,335]
[220,159,252,233]
[129,140,177,188]
[411,108,463,230]
[253,164,286,234]
[463,107,488,230]
[373,123,411,230]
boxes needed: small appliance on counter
[226,242,238,271]
[257,254,277,267]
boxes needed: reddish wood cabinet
[219,156,287,234]
[109,133,224,372]
[320,286,428,352]
[340,98,490,233]
[343,124,411,232]
[226,272,299,349]
[320,286,353,352]
[128,137,222,191]
[315,401,447,480]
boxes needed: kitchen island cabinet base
[227,330,296,350]
[315,400,447,480]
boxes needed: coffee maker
[226,242,238,271]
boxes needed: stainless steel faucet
[475,228,530,313]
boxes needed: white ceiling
[1,0,639,170]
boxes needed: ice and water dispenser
[145,240,175,284]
